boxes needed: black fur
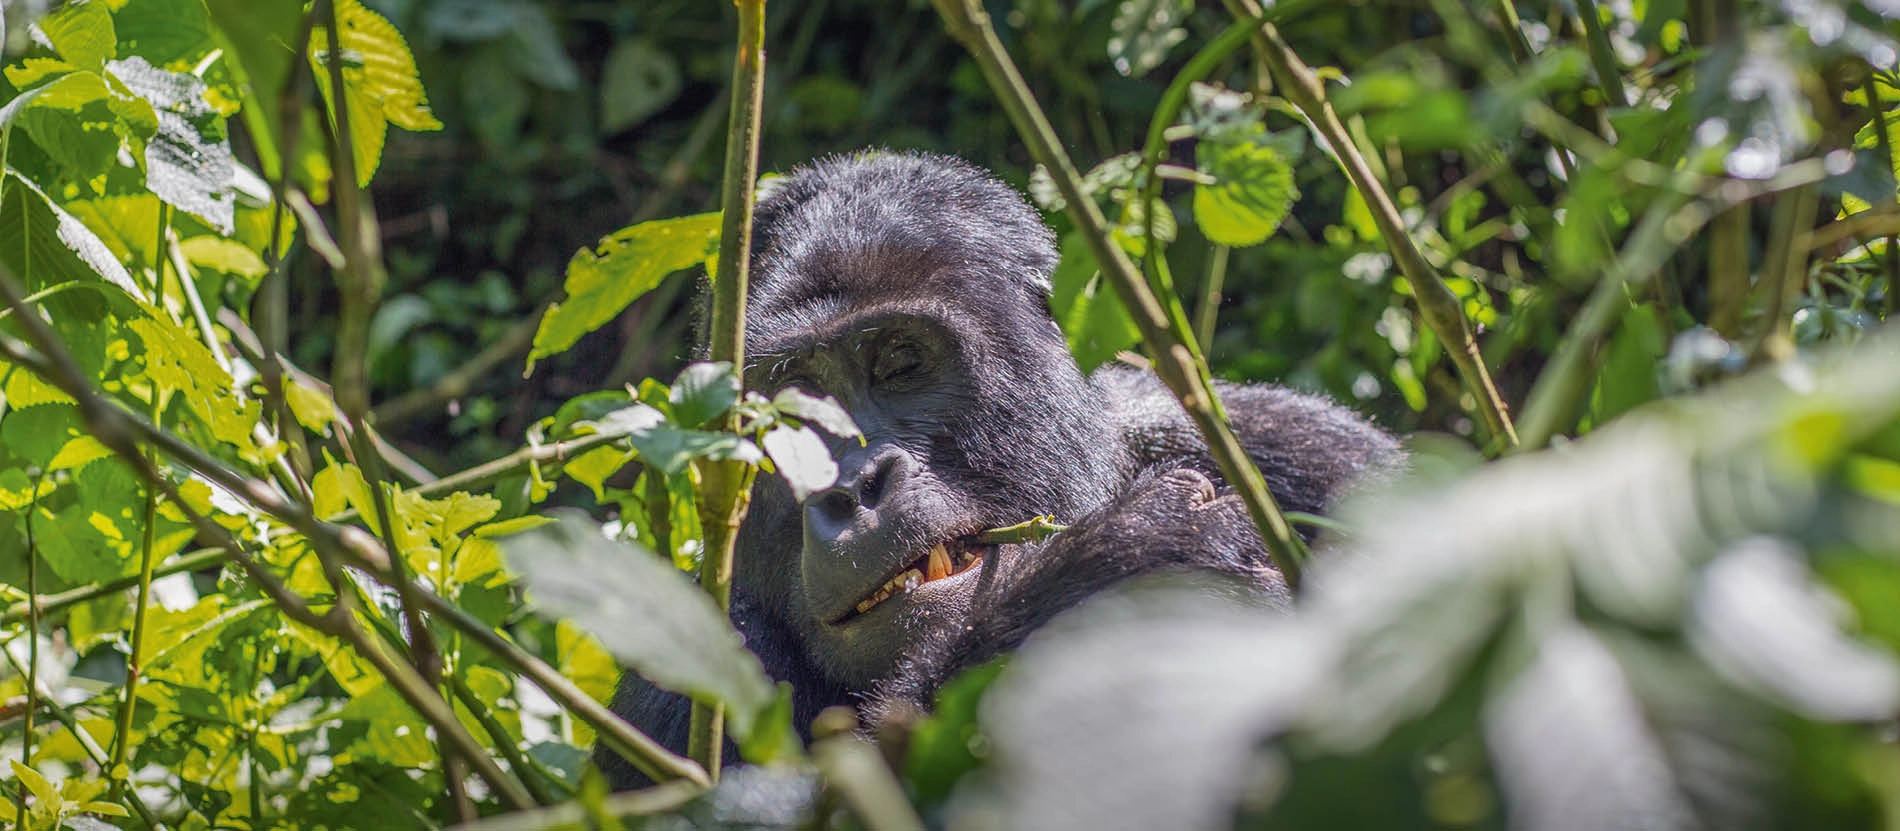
[597,151,1402,789]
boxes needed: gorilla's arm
[1092,364,1406,520]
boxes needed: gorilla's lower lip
[832,537,992,623]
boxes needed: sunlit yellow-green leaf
[310,0,444,187]
[1194,134,1298,247]
[528,212,722,371]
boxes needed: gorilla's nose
[805,444,911,543]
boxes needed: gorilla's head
[727,151,1129,688]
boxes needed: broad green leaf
[36,0,117,71]
[107,56,238,233]
[1049,232,1140,372]
[599,39,682,134]
[1194,134,1298,247]
[762,424,837,501]
[284,377,338,434]
[128,315,258,449]
[66,194,163,272]
[628,424,760,475]
[772,388,862,440]
[113,0,216,67]
[334,685,436,766]
[563,444,636,501]
[670,361,740,429]
[528,212,722,370]
[46,435,112,472]
[0,172,145,315]
[1107,0,1190,77]
[11,71,123,186]
[502,511,777,741]
[310,0,444,187]
[312,456,378,524]
[180,235,268,289]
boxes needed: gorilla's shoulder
[1090,362,1405,515]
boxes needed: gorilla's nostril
[811,487,857,524]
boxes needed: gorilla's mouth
[844,537,991,619]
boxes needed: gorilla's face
[726,153,1129,688]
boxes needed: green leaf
[128,315,259,449]
[10,71,124,186]
[1194,133,1298,248]
[762,424,837,501]
[599,39,682,134]
[0,172,146,316]
[528,212,721,370]
[285,377,338,434]
[670,361,740,429]
[310,0,444,187]
[113,0,216,67]
[36,0,117,71]
[501,511,777,741]
[628,424,760,476]
[180,234,268,279]
[772,387,862,441]
[107,56,238,233]
[1107,0,1190,77]
[1049,232,1140,372]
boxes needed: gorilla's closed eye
[874,341,927,384]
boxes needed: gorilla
[598,151,1402,788]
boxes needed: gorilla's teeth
[902,570,922,591]
[926,544,953,581]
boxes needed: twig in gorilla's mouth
[851,538,990,616]
[971,514,1068,545]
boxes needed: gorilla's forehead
[742,151,1058,326]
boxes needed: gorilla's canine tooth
[927,544,952,581]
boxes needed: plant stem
[1708,206,1749,338]
[1573,0,1630,109]
[1753,183,1820,362]
[314,6,460,807]
[933,0,1310,587]
[1,548,224,626]
[1197,245,1230,355]
[690,0,768,782]
[108,400,161,802]
[446,665,557,806]
[1864,76,1900,319]
[19,470,40,822]
[1224,0,1520,452]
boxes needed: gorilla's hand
[871,469,1287,716]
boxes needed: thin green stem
[690,0,769,782]
[1864,76,1900,319]
[1224,0,1520,452]
[933,0,1309,587]
[1573,0,1629,109]
[108,398,162,802]
[1,548,223,626]
[447,673,557,806]
[1197,245,1230,355]
[1133,15,1258,363]
[18,470,40,822]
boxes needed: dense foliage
[1,0,1899,829]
